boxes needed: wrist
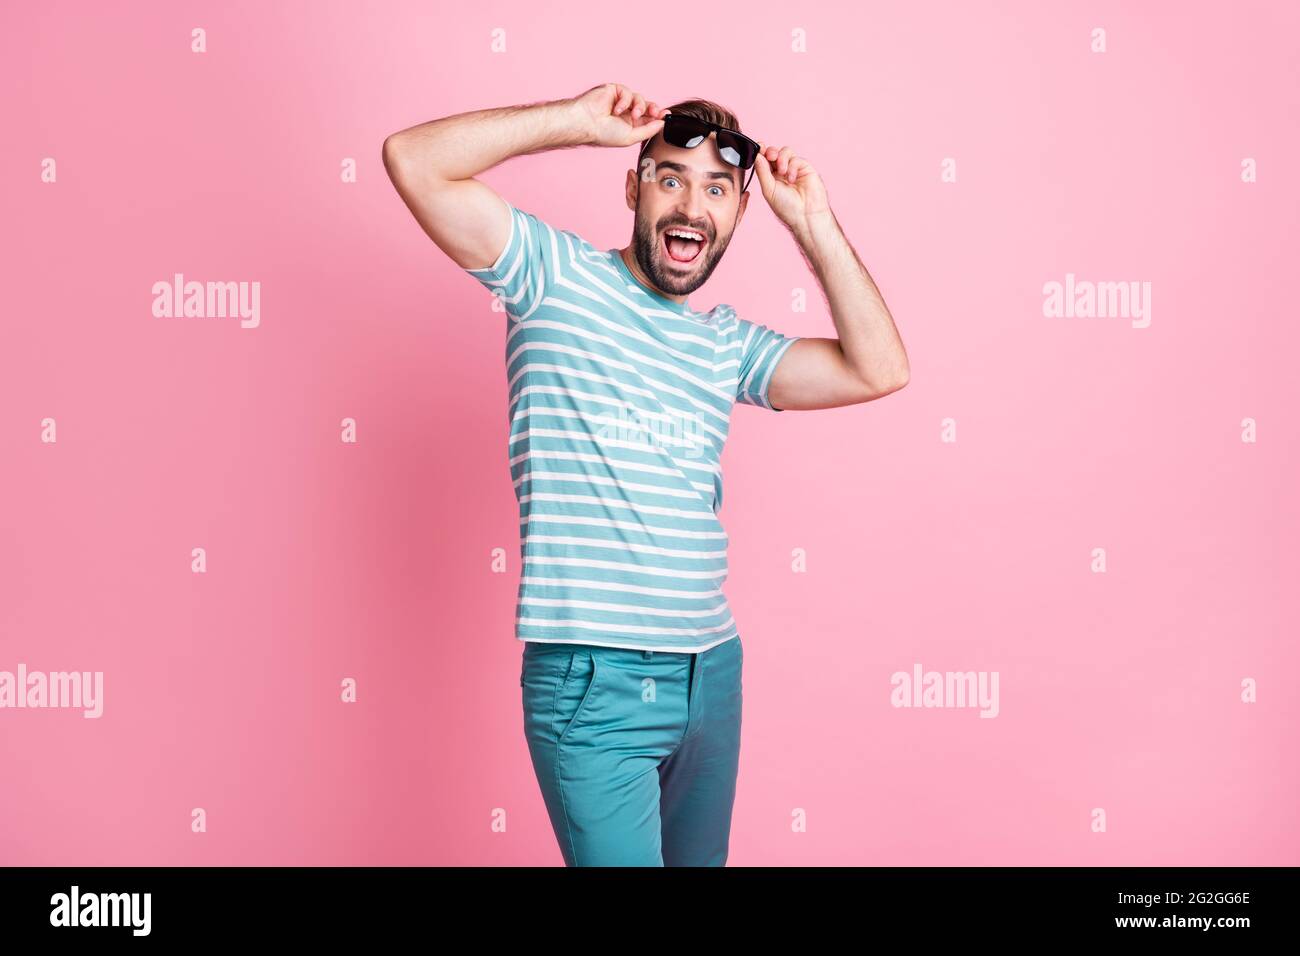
[552,98,594,147]
[794,208,836,249]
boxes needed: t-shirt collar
[610,249,695,316]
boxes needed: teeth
[666,228,705,242]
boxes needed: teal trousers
[520,635,744,866]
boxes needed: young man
[383,82,909,866]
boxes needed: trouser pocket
[521,645,602,745]
[553,649,600,743]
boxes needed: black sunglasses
[638,113,762,194]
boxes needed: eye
[709,185,724,197]
[663,176,680,188]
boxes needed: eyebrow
[655,160,737,187]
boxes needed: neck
[619,246,688,305]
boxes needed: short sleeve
[464,199,555,323]
[735,318,801,411]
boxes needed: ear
[735,187,749,225]
[625,168,639,212]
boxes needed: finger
[614,86,632,115]
[631,117,665,142]
[785,157,804,183]
[776,146,794,177]
[630,93,646,122]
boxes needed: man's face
[629,132,748,297]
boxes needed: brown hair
[661,98,742,133]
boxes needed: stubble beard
[632,201,734,298]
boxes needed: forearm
[794,211,909,390]
[383,98,591,184]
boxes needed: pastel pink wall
[3,0,1297,866]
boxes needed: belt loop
[642,650,653,660]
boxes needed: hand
[752,143,830,233]
[571,83,669,148]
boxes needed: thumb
[753,148,775,191]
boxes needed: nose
[676,187,708,230]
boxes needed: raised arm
[751,144,911,412]
[382,84,668,271]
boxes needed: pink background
[3,0,1297,866]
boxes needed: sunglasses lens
[716,132,757,169]
[663,115,709,149]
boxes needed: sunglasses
[638,113,762,194]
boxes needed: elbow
[383,132,452,194]
[383,131,430,187]
[381,133,406,181]
[880,354,911,395]
[860,364,909,401]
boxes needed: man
[382,82,908,866]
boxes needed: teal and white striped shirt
[466,198,800,652]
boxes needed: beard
[631,203,734,298]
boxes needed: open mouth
[662,227,708,265]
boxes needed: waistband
[522,636,739,661]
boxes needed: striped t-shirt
[465,198,801,653]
